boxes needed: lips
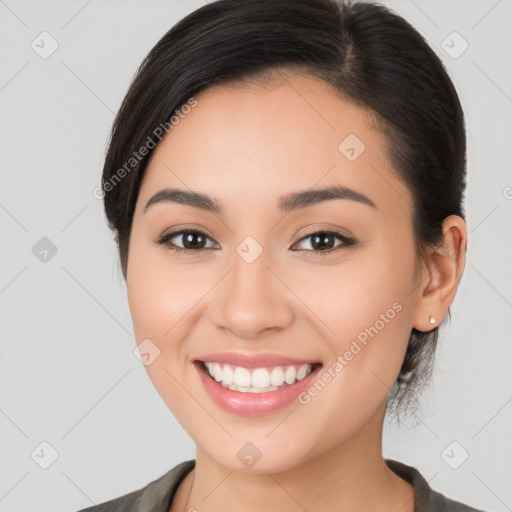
[194,351,322,369]
[194,358,324,416]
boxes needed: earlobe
[412,215,467,332]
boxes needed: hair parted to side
[101,0,467,421]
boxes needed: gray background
[0,1,511,511]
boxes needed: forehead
[138,73,413,219]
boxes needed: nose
[210,248,295,339]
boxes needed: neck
[173,402,415,512]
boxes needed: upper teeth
[204,362,314,388]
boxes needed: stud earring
[429,315,436,325]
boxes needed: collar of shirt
[80,458,486,512]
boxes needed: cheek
[126,239,204,409]
[127,225,181,330]
[292,246,415,385]
[287,254,415,439]
[126,235,214,359]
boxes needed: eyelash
[155,229,356,256]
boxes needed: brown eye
[292,231,356,254]
[156,230,218,253]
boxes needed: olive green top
[75,459,487,512]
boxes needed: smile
[202,361,322,393]
[194,360,324,416]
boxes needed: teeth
[233,367,251,387]
[224,383,280,393]
[223,365,234,385]
[204,361,314,392]
[270,366,285,386]
[284,366,296,385]
[213,363,224,382]
[296,365,309,380]
[251,368,270,387]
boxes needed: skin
[123,72,467,512]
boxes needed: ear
[412,215,467,332]
[113,229,119,245]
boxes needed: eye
[156,229,219,253]
[155,228,356,255]
[291,230,356,255]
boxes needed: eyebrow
[143,185,377,214]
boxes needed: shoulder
[385,459,488,512]
[72,459,196,512]
[428,489,488,512]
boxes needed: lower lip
[194,361,322,416]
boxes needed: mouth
[195,360,323,394]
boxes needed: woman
[78,0,486,510]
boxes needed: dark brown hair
[100,0,467,420]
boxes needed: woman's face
[126,73,426,472]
